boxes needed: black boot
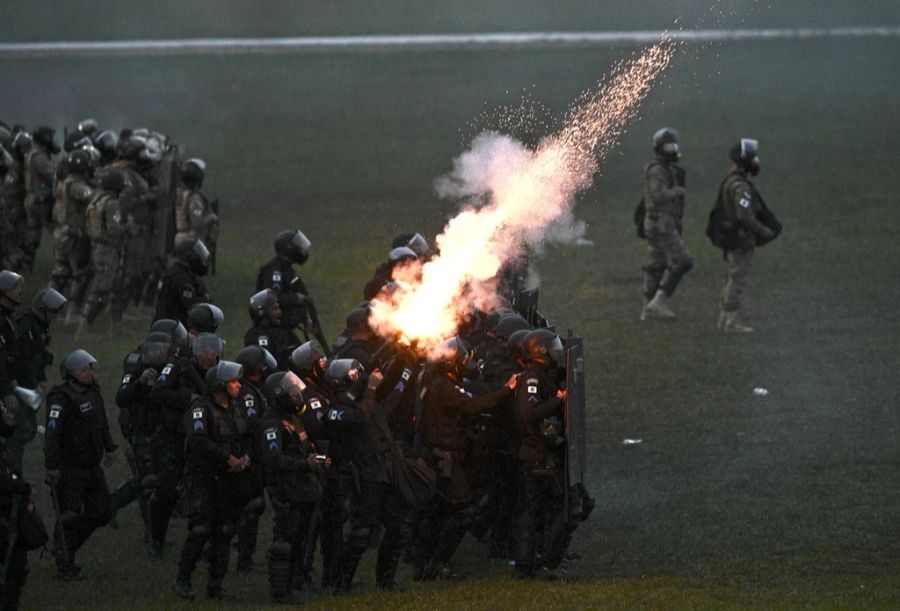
[172,571,194,600]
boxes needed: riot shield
[564,334,586,490]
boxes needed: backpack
[706,176,782,250]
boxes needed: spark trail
[369,38,677,356]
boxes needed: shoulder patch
[192,407,204,419]
[182,288,194,299]
[121,374,133,385]
[310,399,322,410]
[161,364,173,375]
[265,428,277,441]
[48,405,61,419]
[257,336,269,347]
[527,385,538,394]
[526,378,539,385]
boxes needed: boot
[723,311,754,334]
[641,290,676,320]
[74,318,92,342]
[172,572,194,600]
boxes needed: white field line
[0,27,898,57]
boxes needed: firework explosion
[369,39,677,357]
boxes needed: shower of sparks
[370,38,677,358]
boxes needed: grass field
[2,2,899,608]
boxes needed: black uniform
[109,349,160,539]
[44,380,116,573]
[154,261,210,326]
[0,304,16,411]
[233,376,267,572]
[256,257,310,332]
[0,417,31,610]
[332,385,412,592]
[175,395,244,596]
[257,406,323,600]
[243,324,301,372]
[513,361,566,576]
[8,310,53,472]
[413,372,511,578]
[147,358,206,551]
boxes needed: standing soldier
[50,149,94,324]
[513,329,570,580]
[22,127,58,273]
[718,139,775,334]
[258,371,326,603]
[77,169,131,340]
[172,360,247,602]
[0,271,24,431]
[43,349,117,580]
[1,140,28,272]
[174,159,217,247]
[244,289,301,370]
[256,230,326,347]
[9,133,33,273]
[154,238,212,326]
[640,128,693,320]
[10,288,67,473]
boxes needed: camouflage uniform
[642,161,692,302]
[0,152,27,271]
[174,185,217,247]
[116,162,155,309]
[82,189,128,323]
[22,143,54,271]
[50,173,94,305]
[719,169,774,318]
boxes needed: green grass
[3,3,899,608]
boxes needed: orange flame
[370,39,676,358]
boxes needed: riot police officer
[147,332,223,556]
[0,403,35,610]
[0,271,24,427]
[10,288,66,473]
[244,289,301,370]
[641,128,693,320]
[186,302,224,336]
[44,349,117,580]
[232,345,276,574]
[256,229,325,347]
[414,337,516,580]
[172,361,247,601]
[258,371,326,603]
[154,238,211,326]
[513,329,569,580]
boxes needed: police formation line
[0,225,591,606]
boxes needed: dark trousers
[54,465,112,567]
[148,432,184,547]
[267,497,314,598]
[515,460,566,575]
[0,537,28,611]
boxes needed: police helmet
[33,126,59,153]
[0,270,24,293]
[506,329,531,357]
[64,132,92,153]
[290,341,328,379]
[0,126,11,149]
[118,136,145,160]
[31,287,67,318]
[66,149,93,176]
[204,360,243,394]
[59,349,97,381]
[141,332,173,367]
[149,318,189,349]
[484,306,515,332]
[653,127,680,161]
[345,306,370,335]
[187,302,224,333]
[77,118,99,136]
[493,313,532,340]
[12,131,32,155]
[101,168,128,193]
[235,345,277,377]
[248,289,279,322]
[435,336,478,379]
[93,130,119,159]
[324,359,366,399]
[81,144,101,165]
[522,329,564,365]
[263,371,307,413]
[181,158,205,188]
[274,229,311,264]
[388,246,417,264]
[191,333,225,360]
[729,138,760,175]
[173,238,210,276]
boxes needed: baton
[47,479,70,563]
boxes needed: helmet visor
[192,333,224,359]
[278,371,307,402]
[141,339,172,366]
[292,231,311,258]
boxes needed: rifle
[0,494,21,586]
[47,479,69,564]
[208,198,219,276]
